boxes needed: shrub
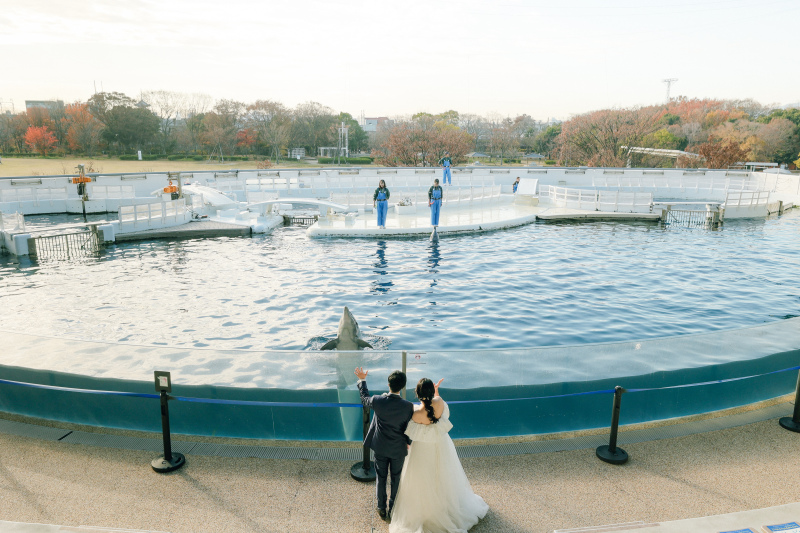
[192,155,204,161]
[119,154,137,160]
[318,157,373,165]
[544,160,556,165]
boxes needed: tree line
[1,90,798,169]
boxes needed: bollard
[151,371,186,473]
[779,368,800,433]
[596,386,629,465]
[350,404,376,481]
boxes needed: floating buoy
[163,180,178,193]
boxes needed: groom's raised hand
[354,367,368,380]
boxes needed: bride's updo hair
[415,378,438,424]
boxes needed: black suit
[358,380,414,512]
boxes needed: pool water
[1,211,799,352]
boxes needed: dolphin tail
[356,339,373,349]
[320,339,339,350]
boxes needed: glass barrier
[1,318,799,441]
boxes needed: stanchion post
[596,386,629,465]
[779,368,800,432]
[151,371,186,473]
[351,404,376,481]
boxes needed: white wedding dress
[389,402,489,533]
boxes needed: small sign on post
[151,370,186,473]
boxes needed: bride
[389,378,488,533]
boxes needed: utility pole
[662,78,678,103]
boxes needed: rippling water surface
[1,212,799,351]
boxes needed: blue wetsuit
[439,156,452,185]
[428,185,443,226]
[374,187,390,228]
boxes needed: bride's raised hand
[434,378,444,397]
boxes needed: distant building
[25,100,63,111]
[289,148,306,159]
[362,117,390,133]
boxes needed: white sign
[137,150,142,161]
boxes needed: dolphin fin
[320,339,339,350]
[356,339,373,349]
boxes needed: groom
[355,367,414,521]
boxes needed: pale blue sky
[1,0,797,120]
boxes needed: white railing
[540,185,653,213]
[724,190,770,207]
[245,177,300,191]
[89,185,135,199]
[0,211,26,232]
[1,187,68,203]
[118,199,189,230]
[328,186,503,209]
[591,174,758,193]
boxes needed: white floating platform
[536,207,662,221]
[307,198,540,238]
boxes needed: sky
[1,0,798,121]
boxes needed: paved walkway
[2,408,800,533]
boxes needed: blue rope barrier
[1,364,798,407]
[0,378,160,399]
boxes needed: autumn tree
[291,102,337,155]
[695,138,748,168]
[64,103,103,155]
[244,100,292,160]
[235,128,257,153]
[555,106,667,166]
[372,116,473,167]
[24,126,58,155]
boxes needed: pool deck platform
[308,198,662,238]
[114,216,284,243]
[1,398,799,532]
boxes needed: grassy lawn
[0,156,330,178]
[0,156,540,178]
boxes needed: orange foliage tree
[64,103,103,155]
[695,138,749,168]
[555,106,666,166]
[24,126,58,155]
[372,117,474,167]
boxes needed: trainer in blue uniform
[373,179,390,229]
[513,176,521,193]
[428,178,443,227]
[438,151,452,185]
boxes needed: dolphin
[430,227,439,243]
[320,306,373,350]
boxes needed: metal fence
[27,230,103,260]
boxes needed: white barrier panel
[89,185,135,199]
[118,199,191,232]
[540,185,653,213]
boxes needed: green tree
[530,124,561,157]
[101,106,160,154]
[338,112,368,154]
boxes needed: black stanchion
[350,404,376,482]
[779,368,800,433]
[151,371,186,473]
[596,386,629,465]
